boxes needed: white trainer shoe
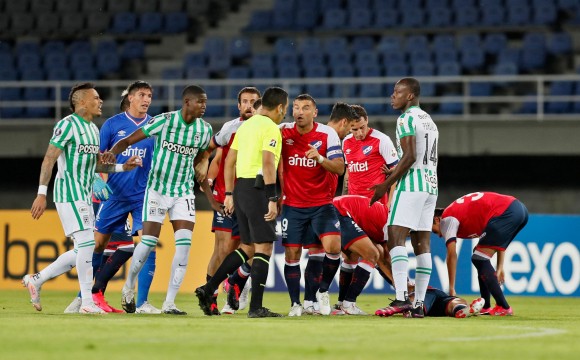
[316,290,331,315]
[121,287,136,313]
[79,302,106,314]
[238,279,251,311]
[22,274,42,311]
[162,301,187,315]
[341,301,368,315]
[221,303,236,315]
[64,297,82,314]
[135,301,162,314]
[288,302,303,317]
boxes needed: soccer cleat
[330,308,346,315]
[210,301,221,316]
[247,307,283,318]
[469,298,485,316]
[489,305,513,316]
[406,305,425,318]
[480,307,492,315]
[79,302,107,314]
[64,297,82,314]
[316,290,331,315]
[226,282,242,311]
[221,303,236,315]
[304,302,321,315]
[195,286,214,316]
[93,291,124,313]
[238,280,251,311]
[121,287,136,313]
[288,303,303,317]
[341,302,368,315]
[135,301,162,314]
[375,299,413,317]
[22,274,42,311]
[162,301,187,315]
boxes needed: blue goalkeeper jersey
[99,111,154,201]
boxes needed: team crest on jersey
[118,130,126,137]
[194,134,201,143]
[285,139,294,145]
[310,140,322,149]
[391,148,397,157]
[147,118,156,124]
[164,113,172,120]
[54,128,63,136]
[269,139,277,147]
[362,145,373,155]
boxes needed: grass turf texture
[1,290,579,360]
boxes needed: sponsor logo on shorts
[149,208,156,216]
[82,215,90,226]
[158,208,166,216]
[78,206,89,213]
[149,200,159,207]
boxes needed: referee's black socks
[249,253,270,311]
[207,249,249,292]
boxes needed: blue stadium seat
[458,33,481,50]
[227,66,251,79]
[322,8,347,29]
[295,8,318,30]
[69,43,92,56]
[438,96,463,114]
[16,42,40,56]
[546,81,574,113]
[302,53,325,68]
[42,41,66,56]
[139,12,163,34]
[73,68,98,80]
[412,61,435,76]
[207,53,231,72]
[481,7,504,26]
[186,67,210,79]
[96,51,121,75]
[469,83,493,96]
[433,48,456,65]
[427,7,452,28]
[164,12,188,34]
[44,52,67,71]
[328,51,352,68]
[299,38,322,55]
[274,37,298,55]
[377,35,403,53]
[548,32,572,55]
[96,40,117,54]
[324,37,349,55]
[386,62,409,77]
[521,48,546,72]
[273,0,295,13]
[21,68,44,81]
[493,62,518,75]
[523,33,546,51]
[330,64,355,78]
[272,12,294,30]
[184,52,206,68]
[46,68,71,80]
[399,0,422,11]
[0,54,14,71]
[454,6,479,27]
[111,12,137,34]
[348,0,370,10]
[410,49,434,65]
[251,66,275,78]
[405,35,429,53]
[359,84,385,115]
[251,53,274,69]
[507,5,531,26]
[482,33,507,55]
[229,37,251,60]
[461,48,485,72]
[322,0,343,10]
[374,9,398,29]
[204,86,225,117]
[433,35,456,51]
[203,37,226,57]
[121,41,145,60]
[246,10,272,31]
[351,36,375,52]
[17,53,41,71]
[437,61,461,76]
[349,9,372,29]
[306,84,330,99]
[305,65,327,78]
[533,4,557,25]
[331,64,356,98]
[355,50,379,68]
[24,87,52,118]
[400,10,424,28]
[381,50,406,64]
[358,65,382,77]
[276,53,299,69]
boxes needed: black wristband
[225,191,233,196]
[264,184,277,198]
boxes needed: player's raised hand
[305,144,320,159]
[100,151,116,164]
[31,195,47,220]
[369,181,389,205]
[121,155,143,171]
[93,175,113,201]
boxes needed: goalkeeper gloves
[93,175,113,201]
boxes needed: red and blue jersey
[333,195,389,243]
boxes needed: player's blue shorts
[423,287,456,317]
[477,200,528,251]
[95,199,143,236]
[281,204,340,249]
[338,214,367,251]
[211,210,240,240]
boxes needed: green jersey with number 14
[395,106,438,195]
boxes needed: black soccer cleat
[210,296,221,316]
[227,282,241,311]
[406,305,425,318]
[247,307,284,318]
[195,286,214,316]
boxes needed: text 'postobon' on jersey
[395,106,438,195]
[142,110,212,197]
[49,113,100,203]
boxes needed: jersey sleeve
[214,121,233,147]
[49,119,73,150]
[200,124,213,152]
[141,114,166,137]
[440,216,460,242]
[325,127,343,160]
[99,120,112,152]
[262,124,282,156]
[379,134,399,168]
[397,113,416,138]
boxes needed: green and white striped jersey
[49,113,100,203]
[395,106,438,195]
[142,110,213,197]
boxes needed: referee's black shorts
[233,178,277,244]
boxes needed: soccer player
[371,78,439,318]
[342,104,399,203]
[88,80,160,314]
[195,87,287,318]
[204,87,261,315]
[102,85,213,315]
[432,192,528,316]
[279,94,344,316]
[24,83,141,313]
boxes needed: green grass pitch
[1,289,579,360]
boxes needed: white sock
[414,253,432,307]
[126,237,156,291]
[72,229,96,306]
[36,249,77,286]
[389,246,409,301]
[166,229,192,303]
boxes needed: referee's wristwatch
[268,196,279,202]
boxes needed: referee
[195,87,288,318]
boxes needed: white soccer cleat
[221,303,236,315]
[162,301,187,315]
[288,303,303,317]
[316,290,331,315]
[455,298,486,318]
[135,301,162,314]
[79,302,107,314]
[22,274,42,311]
[341,301,368,315]
[64,297,82,314]
[121,287,136,313]
[238,279,251,311]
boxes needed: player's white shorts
[142,189,196,224]
[387,191,437,231]
[55,200,94,237]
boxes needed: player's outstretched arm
[446,240,458,296]
[95,155,142,173]
[102,128,147,163]
[31,144,61,219]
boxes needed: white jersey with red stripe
[280,122,343,208]
[333,195,389,243]
[212,117,244,203]
[343,128,399,203]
